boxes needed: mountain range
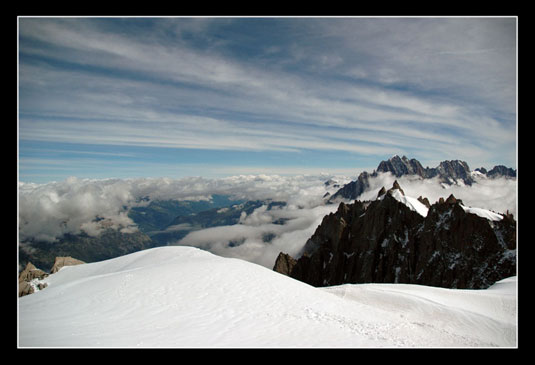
[327,155,516,202]
[19,155,516,291]
[275,180,516,289]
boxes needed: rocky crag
[275,181,516,289]
[19,256,85,297]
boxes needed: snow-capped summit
[377,181,429,217]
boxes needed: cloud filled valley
[18,170,517,269]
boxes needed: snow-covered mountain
[329,155,516,202]
[18,246,516,348]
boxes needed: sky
[18,17,517,183]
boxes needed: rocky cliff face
[376,155,427,178]
[276,182,516,289]
[376,156,474,185]
[328,171,371,202]
[430,160,474,185]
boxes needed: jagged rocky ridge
[328,155,516,202]
[475,165,517,178]
[275,181,516,289]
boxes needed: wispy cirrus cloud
[18,17,517,183]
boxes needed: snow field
[18,246,516,348]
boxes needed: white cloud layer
[18,174,349,244]
[19,172,516,268]
[178,203,338,268]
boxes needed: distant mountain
[326,171,372,202]
[19,195,286,270]
[19,229,155,273]
[128,194,246,233]
[328,155,516,203]
[149,200,286,245]
[475,165,517,179]
[376,155,428,178]
[376,155,474,185]
[276,181,516,289]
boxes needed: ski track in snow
[18,246,517,348]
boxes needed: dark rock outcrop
[276,182,516,289]
[273,252,297,276]
[417,196,431,208]
[413,196,515,288]
[388,180,404,195]
[329,171,371,202]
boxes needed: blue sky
[18,17,517,183]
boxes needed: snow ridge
[379,187,504,222]
[378,188,429,217]
[19,246,516,348]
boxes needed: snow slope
[379,188,429,217]
[18,246,516,348]
[460,205,504,221]
[379,188,505,221]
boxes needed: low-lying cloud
[178,203,337,268]
[18,174,349,244]
[19,172,516,268]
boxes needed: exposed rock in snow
[19,257,86,297]
[18,262,48,297]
